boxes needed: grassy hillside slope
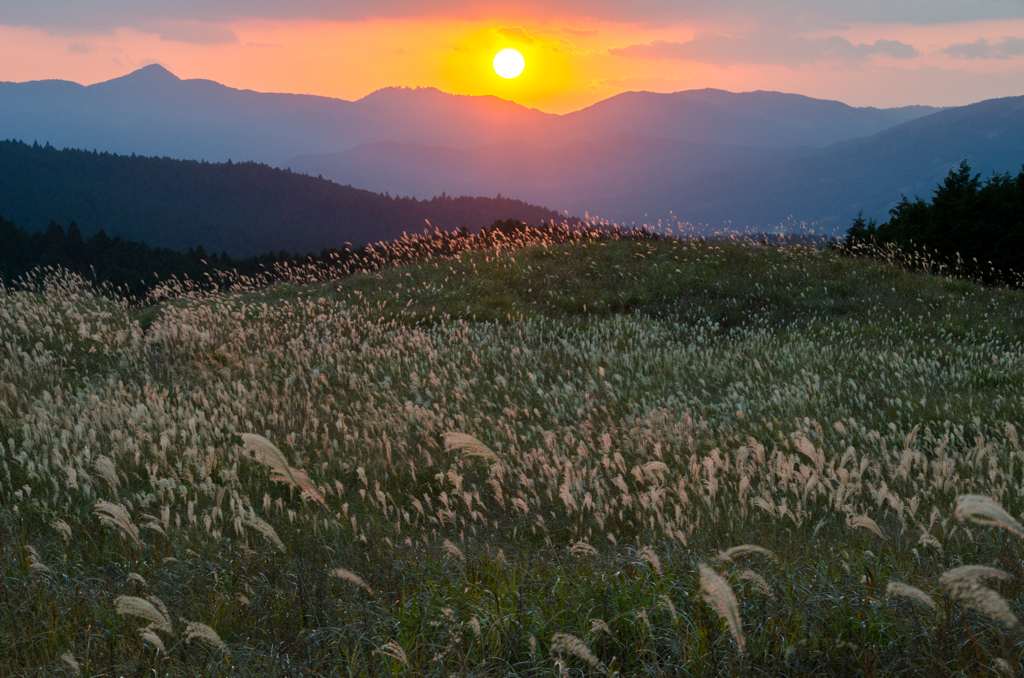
[2,236,1024,676]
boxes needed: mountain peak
[93,64,181,90]
[128,64,180,81]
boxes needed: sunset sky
[1,1,1023,113]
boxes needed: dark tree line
[846,161,1024,282]
[0,139,570,257]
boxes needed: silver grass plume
[184,621,229,654]
[698,563,747,653]
[331,568,374,595]
[714,544,777,564]
[954,495,1024,540]
[138,627,166,652]
[636,546,664,576]
[92,456,119,492]
[61,653,80,675]
[242,433,327,508]
[94,501,141,548]
[551,633,604,671]
[940,565,1019,628]
[443,431,499,462]
[114,596,173,635]
[570,541,599,557]
[51,519,73,544]
[849,514,885,540]
[886,581,936,610]
[375,641,409,667]
[24,545,50,573]
[443,539,466,563]
[241,507,285,552]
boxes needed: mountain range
[2,64,1022,237]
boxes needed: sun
[493,48,525,79]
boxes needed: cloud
[941,37,1024,60]
[144,20,238,45]
[0,0,1021,33]
[67,42,90,54]
[610,33,918,67]
[495,27,535,44]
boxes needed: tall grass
[2,232,1023,675]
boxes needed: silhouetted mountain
[292,95,1024,233]
[0,140,568,256]
[0,65,937,169]
[556,89,937,149]
[627,94,1024,233]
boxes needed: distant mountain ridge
[5,65,1019,236]
[0,140,567,256]
[0,65,939,166]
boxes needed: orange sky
[2,15,1024,112]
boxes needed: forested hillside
[846,161,1024,282]
[0,140,568,256]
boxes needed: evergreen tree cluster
[846,161,1024,281]
[0,139,569,256]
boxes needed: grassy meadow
[2,231,1024,676]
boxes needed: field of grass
[2,234,1024,676]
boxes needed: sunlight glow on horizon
[0,15,1023,113]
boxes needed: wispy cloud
[941,37,1024,60]
[610,32,919,67]
[144,20,238,45]
[0,0,1021,33]
[495,27,535,45]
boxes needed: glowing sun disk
[493,48,525,79]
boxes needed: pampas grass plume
[185,620,229,653]
[551,633,602,669]
[331,567,374,595]
[886,581,936,610]
[699,563,746,653]
[849,514,885,540]
[443,431,499,462]
[114,596,172,634]
[954,494,1024,539]
[375,640,409,666]
[94,500,141,547]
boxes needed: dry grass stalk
[739,569,774,598]
[954,495,1024,540]
[114,596,173,634]
[714,544,777,564]
[940,566,1019,628]
[61,653,80,675]
[242,433,327,508]
[94,500,141,548]
[93,455,119,491]
[138,627,166,652]
[443,431,499,462]
[443,539,466,563]
[699,563,746,653]
[849,514,885,540]
[51,519,73,544]
[184,620,229,654]
[590,619,611,637]
[886,581,936,610]
[375,641,409,666]
[551,633,603,670]
[331,567,374,595]
[242,508,286,552]
[636,546,664,576]
[570,541,599,557]
[24,545,50,573]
